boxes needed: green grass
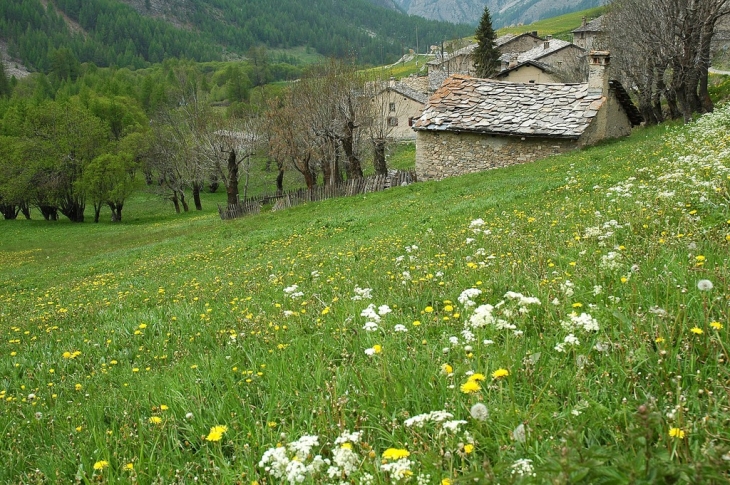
[498,6,607,40]
[1,106,730,483]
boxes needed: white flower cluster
[380,458,413,481]
[562,312,600,332]
[554,333,580,352]
[404,410,454,428]
[458,288,482,307]
[283,284,304,299]
[360,303,392,332]
[600,251,623,271]
[351,286,373,301]
[327,430,363,479]
[259,435,327,484]
[511,458,535,477]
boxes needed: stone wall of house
[415,131,578,181]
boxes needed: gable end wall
[415,131,577,181]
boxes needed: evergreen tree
[473,7,501,79]
[0,62,11,98]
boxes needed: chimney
[544,35,552,49]
[508,54,519,68]
[582,16,587,27]
[532,30,538,37]
[587,50,610,96]
[389,76,396,87]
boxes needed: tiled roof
[413,74,605,139]
[495,34,516,46]
[427,43,477,66]
[388,82,428,104]
[572,16,604,33]
[499,39,583,64]
[495,60,553,78]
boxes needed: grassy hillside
[1,103,729,483]
[498,5,606,39]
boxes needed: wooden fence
[218,170,417,220]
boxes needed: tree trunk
[226,149,239,207]
[39,205,58,221]
[276,168,284,194]
[372,139,388,175]
[108,202,123,222]
[171,192,181,214]
[93,202,102,223]
[180,191,189,212]
[341,122,363,179]
[0,204,19,220]
[192,181,203,211]
[20,202,31,220]
[665,88,681,120]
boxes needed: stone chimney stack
[582,16,587,27]
[544,35,552,50]
[587,50,610,96]
[508,54,519,68]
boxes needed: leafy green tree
[473,6,501,78]
[81,152,137,222]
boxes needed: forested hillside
[0,0,472,73]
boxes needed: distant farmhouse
[572,16,606,51]
[370,79,429,140]
[413,52,642,181]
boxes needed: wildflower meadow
[2,105,730,483]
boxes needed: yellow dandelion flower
[205,425,227,442]
[149,416,162,424]
[160,405,169,411]
[710,321,723,330]
[668,427,685,439]
[124,463,134,470]
[655,337,665,343]
[93,460,109,470]
[690,327,704,335]
[372,344,382,354]
[424,306,434,313]
[441,363,453,375]
[492,368,510,379]
[468,373,486,382]
[463,443,474,454]
[460,380,481,394]
[382,448,410,460]
[441,479,452,485]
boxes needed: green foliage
[0,62,11,99]
[473,7,501,78]
[498,5,607,39]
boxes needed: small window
[408,117,414,127]
[387,116,399,127]
[529,80,535,84]
[389,102,396,112]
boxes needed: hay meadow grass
[1,105,730,483]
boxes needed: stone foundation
[415,131,578,181]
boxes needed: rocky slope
[384,0,604,26]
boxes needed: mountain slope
[0,0,472,72]
[386,0,605,27]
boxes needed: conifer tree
[473,6,501,78]
[0,61,11,98]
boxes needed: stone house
[572,16,606,51]
[427,43,478,92]
[370,80,428,140]
[497,32,544,56]
[494,60,561,84]
[412,51,642,181]
[499,37,586,73]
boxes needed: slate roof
[495,60,553,78]
[413,74,606,139]
[427,43,477,67]
[386,82,428,104]
[495,34,517,47]
[499,39,584,64]
[572,16,604,33]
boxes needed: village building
[413,51,642,181]
[426,43,478,92]
[370,80,429,140]
[499,37,586,72]
[494,59,561,84]
[572,16,606,51]
[496,32,544,56]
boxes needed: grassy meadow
[2,102,730,484]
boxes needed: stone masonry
[415,131,576,180]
